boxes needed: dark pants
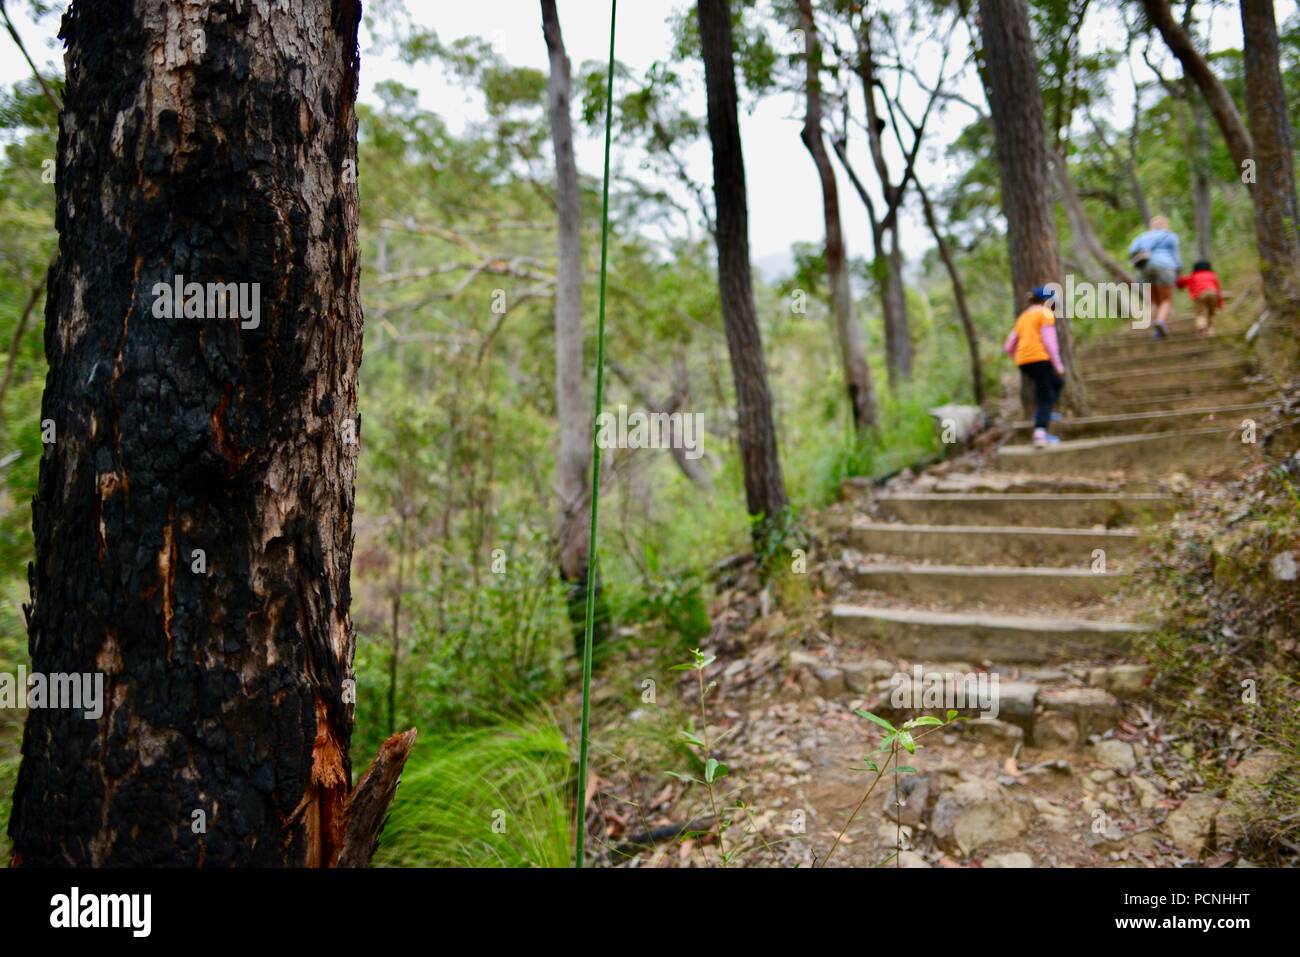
[1020,361,1062,429]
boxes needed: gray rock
[929,779,1026,855]
[814,667,845,697]
[882,772,932,827]
[1165,791,1222,859]
[1092,738,1137,771]
[1087,664,1151,697]
[983,852,1033,868]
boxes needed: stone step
[852,562,1127,605]
[1111,315,1199,336]
[1088,385,1272,415]
[847,520,1142,567]
[832,604,1143,663]
[871,492,1173,528]
[1081,338,1238,367]
[996,427,1249,478]
[1010,402,1269,442]
[1080,358,1252,393]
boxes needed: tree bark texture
[1240,0,1300,372]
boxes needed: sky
[2,0,1294,281]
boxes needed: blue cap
[1031,285,1056,302]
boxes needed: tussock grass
[371,711,572,868]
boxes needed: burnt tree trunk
[9,0,412,867]
[797,0,878,431]
[698,0,791,556]
[541,0,606,654]
[979,0,1087,414]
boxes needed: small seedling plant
[820,708,965,868]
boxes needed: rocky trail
[600,315,1289,869]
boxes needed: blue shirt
[1129,229,1181,273]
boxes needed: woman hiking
[1127,215,1181,339]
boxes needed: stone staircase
[825,315,1273,749]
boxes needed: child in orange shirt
[1004,286,1065,448]
[1176,261,1225,336]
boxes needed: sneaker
[1032,428,1061,448]
[1152,323,1168,340]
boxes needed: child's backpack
[1130,247,1151,268]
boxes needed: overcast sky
[3,1,1294,280]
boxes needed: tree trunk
[1141,0,1254,170]
[1240,0,1300,372]
[796,0,878,431]
[541,0,606,652]
[856,24,913,386]
[979,0,1087,414]
[10,0,412,867]
[917,181,984,405]
[1051,148,1133,284]
[1186,91,1214,260]
[1179,1,1213,262]
[697,0,791,555]
[881,232,912,389]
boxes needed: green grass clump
[371,711,571,868]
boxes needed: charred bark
[698,0,791,557]
[9,0,411,867]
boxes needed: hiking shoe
[1032,429,1061,448]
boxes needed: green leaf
[679,730,705,747]
[665,771,697,784]
[670,662,695,671]
[705,758,729,784]
[946,709,959,722]
[892,766,918,774]
[898,730,916,754]
[905,716,943,728]
[854,709,896,733]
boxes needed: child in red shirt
[1176,261,1224,336]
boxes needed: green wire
[574,0,617,870]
